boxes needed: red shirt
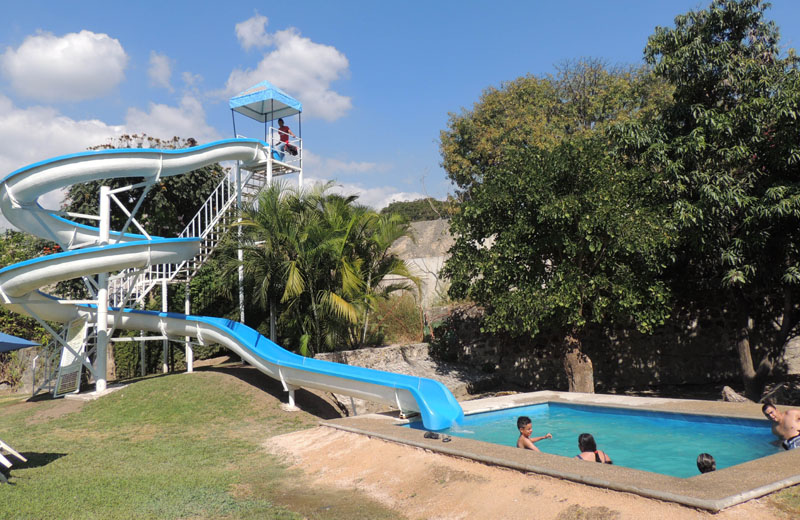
[278,125,291,143]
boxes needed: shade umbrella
[0,332,39,353]
[229,80,303,142]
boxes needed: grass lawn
[0,368,402,520]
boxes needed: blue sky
[1,1,799,226]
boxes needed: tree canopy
[440,60,674,391]
[618,0,800,398]
[380,197,453,222]
[441,0,800,398]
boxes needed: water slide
[0,139,463,430]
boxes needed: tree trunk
[269,299,277,342]
[562,334,594,393]
[735,307,770,401]
[106,343,117,382]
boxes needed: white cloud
[125,94,220,143]
[148,51,173,91]
[224,24,351,121]
[1,30,128,102]
[235,13,271,50]
[182,71,202,87]
[0,92,226,230]
[0,94,126,229]
[301,174,426,210]
[301,149,388,177]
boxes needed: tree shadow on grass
[200,364,345,420]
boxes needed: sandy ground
[266,426,786,520]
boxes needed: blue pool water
[407,402,781,478]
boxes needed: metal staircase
[107,142,301,309]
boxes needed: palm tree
[356,213,420,345]
[228,181,418,355]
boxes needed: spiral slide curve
[0,138,463,430]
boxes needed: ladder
[53,319,91,397]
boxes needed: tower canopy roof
[229,81,302,122]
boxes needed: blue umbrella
[0,332,39,353]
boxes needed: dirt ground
[266,426,788,520]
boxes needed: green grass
[0,371,402,520]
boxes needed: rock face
[387,219,454,307]
[315,343,498,417]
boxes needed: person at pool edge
[516,416,552,451]
[576,433,612,463]
[762,400,800,450]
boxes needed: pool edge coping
[320,390,800,512]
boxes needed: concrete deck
[321,391,800,512]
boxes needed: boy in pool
[516,416,552,451]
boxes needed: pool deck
[321,391,800,512]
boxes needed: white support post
[236,162,245,325]
[185,281,193,373]
[161,279,168,374]
[288,388,296,408]
[95,186,110,393]
[267,151,273,187]
[139,300,145,377]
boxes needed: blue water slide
[0,138,464,430]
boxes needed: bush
[369,293,423,345]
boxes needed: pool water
[407,402,780,478]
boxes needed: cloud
[301,174,426,210]
[224,22,351,121]
[235,13,271,50]
[182,71,203,87]
[125,94,221,143]
[1,30,128,102]
[0,91,225,230]
[0,94,127,229]
[148,51,173,91]
[302,149,388,177]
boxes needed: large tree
[441,61,674,392]
[622,0,800,399]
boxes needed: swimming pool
[407,401,780,477]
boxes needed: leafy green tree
[441,60,674,392]
[355,212,419,345]
[380,197,453,222]
[622,0,800,399]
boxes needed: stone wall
[428,304,745,393]
[315,343,498,416]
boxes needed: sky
[1,1,800,231]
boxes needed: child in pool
[516,416,552,451]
